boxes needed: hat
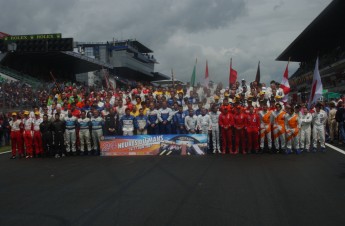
[259,91,265,95]
[12,112,17,116]
[275,95,282,99]
[34,111,40,115]
[214,95,220,100]
[24,111,30,115]
[224,93,230,97]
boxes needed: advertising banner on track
[100,134,208,156]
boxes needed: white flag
[308,57,323,108]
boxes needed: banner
[3,33,62,41]
[100,134,208,156]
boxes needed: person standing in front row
[9,112,24,159]
[78,110,92,155]
[91,109,104,155]
[136,108,148,135]
[40,114,53,157]
[312,103,327,152]
[120,108,136,136]
[52,113,66,158]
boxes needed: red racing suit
[233,112,247,154]
[246,112,260,153]
[219,112,234,153]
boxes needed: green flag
[190,59,197,87]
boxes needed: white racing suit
[64,116,78,153]
[299,113,312,151]
[312,110,327,150]
[184,115,198,133]
[78,117,91,153]
[91,116,104,151]
[209,111,221,153]
[197,114,212,152]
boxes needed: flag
[229,58,237,86]
[0,32,10,39]
[204,60,209,87]
[255,61,260,83]
[280,61,290,93]
[190,58,197,87]
[308,57,323,108]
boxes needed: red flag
[280,62,290,94]
[229,58,237,86]
[0,32,10,39]
[204,60,209,87]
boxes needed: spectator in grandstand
[0,114,3,146]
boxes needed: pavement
[1,147,345,226]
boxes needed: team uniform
[312,110,327,152]
[272,109,286,152]
[64,116,78,154]
[33,117,43,155]
[78,117,91,153]
[219,111,234,154]
[233,110,247,154]
[299,112,312,152]
[9,118,24,158]
[158,107,173,134]
[136,115,148,135]
[209,111,221,153]
[258,109,273,152]
[147,109,159,135]
[285,113,301,154]
[91,116,104,154]
[246,111,260,153]
[120,114,136,136]
[23,117,34,157]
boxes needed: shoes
[61,153,66,157]
[296,149,302,155]
[54,154,60,158]
[217,149,221,154]
[285,149,292,154]
[213,150,216,154]
[304,149,310,153]
[321,147,326,153]
[312,148,317,153]
[10,156,16,159]
[25,155,30,159]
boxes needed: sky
[0,0,332,85]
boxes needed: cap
[12,112,17,116]
[275,95,282,99]
[34,111,40,115]
[224,93,230,97]
[259,91,265,95]
[214,95,220,100]
[24,111,30,115]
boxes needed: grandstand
[276,0,345,103]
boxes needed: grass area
[0,145,11,153]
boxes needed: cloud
[0,0,332,86]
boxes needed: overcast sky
[0,0,332,85]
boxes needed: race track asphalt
[1,148,345,226]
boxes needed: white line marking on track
[325,143,345,155]
[0,150,11,155]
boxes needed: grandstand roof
[276,0,345,62]
[1,51,113,79]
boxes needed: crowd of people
[1,78,345,159]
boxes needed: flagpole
[171,68,175,88]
